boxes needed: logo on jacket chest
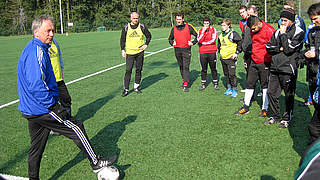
[129,30,139,38]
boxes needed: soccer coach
[120,11,152,97]
[17,15,116,180]
[168,12,198,92]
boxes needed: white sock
[227,84,231,89]
[244,89,254,106]
[134,83,140,89]
[262,88,268,110]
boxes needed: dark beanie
[280,9,296,22]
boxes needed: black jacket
[266,24,305,75]
[305,26,320,82]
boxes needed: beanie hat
[280,9,296,22]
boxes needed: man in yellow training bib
[120,12,152,97]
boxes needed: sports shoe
[231,89,238,98]
[92,155,117,173]
[224,88,232,95]
[234,105,250,115]
[121,89,129,97]
[199,84,206,91]
[278,120,289,129]
[257,92,263,97]
[179,84,184,89]
[214,84,220,90]
[263,117,278,125]
[258,109,267,117]
[134,88,142,94]
[183,86,189,92]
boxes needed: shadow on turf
[260,175,276,180]
[48,115,137,180]
[140,72,168,90]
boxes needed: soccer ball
[97,166,119,180]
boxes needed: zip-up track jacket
[17,38,59,115]
[266,24,305,75]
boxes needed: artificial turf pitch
[0,27,313,179]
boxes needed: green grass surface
[0,27,314,179]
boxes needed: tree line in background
[0,0,314,36]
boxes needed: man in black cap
[264,8,305,128]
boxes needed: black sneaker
[199,84,206,91]
[91,155,117,173]
[121,90,129,97]
[278,120,289,129]
[179,84,184,89]
[263,117,279,125]
[134,88,142,94]
[234,105,250,115]
[183,86,189,92]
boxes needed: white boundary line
[0,173,28,180]
[0,46,173,109]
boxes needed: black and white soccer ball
[97,166,119,180]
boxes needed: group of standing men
[15,1,320,179]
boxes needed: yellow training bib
[125,23,145,55]
[49,42,63,82]
[219,31,237,59]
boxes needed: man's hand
[232,54,238,60]
[305,50,316,58]
[121,50,126,58]
[139,45,148,51]
[279,24,287,34]
[280,47,284,51]
[188,41,193,46]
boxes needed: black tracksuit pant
[57,80,72,115]
[267,72,297,122]
[124,51,144,90]
[174,47,191,83]
[23,104,98,180]
[199,52,218,84]
[307,65,320,142]
[221,58,237,87]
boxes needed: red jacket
[250,21,275,63]
[197,26,217,54]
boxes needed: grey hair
[131,12,139,17]
[32,15,54,33]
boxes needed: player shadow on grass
[189,70,200,87]
[140,72,168,90]
[48,115,137,180]
[260,175,276,180]
[238,72,246,90]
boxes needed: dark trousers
[57,80,72,115]
[24,105,97,180]
[309,103,320,142]
[243,53,252,79]
[123,51,144,90]
[246,61,270,89]
[221,58,237,87]
[199,53,218,84]
[174,47,191,83]
[308,72,320,142]
[267,72,297,122]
